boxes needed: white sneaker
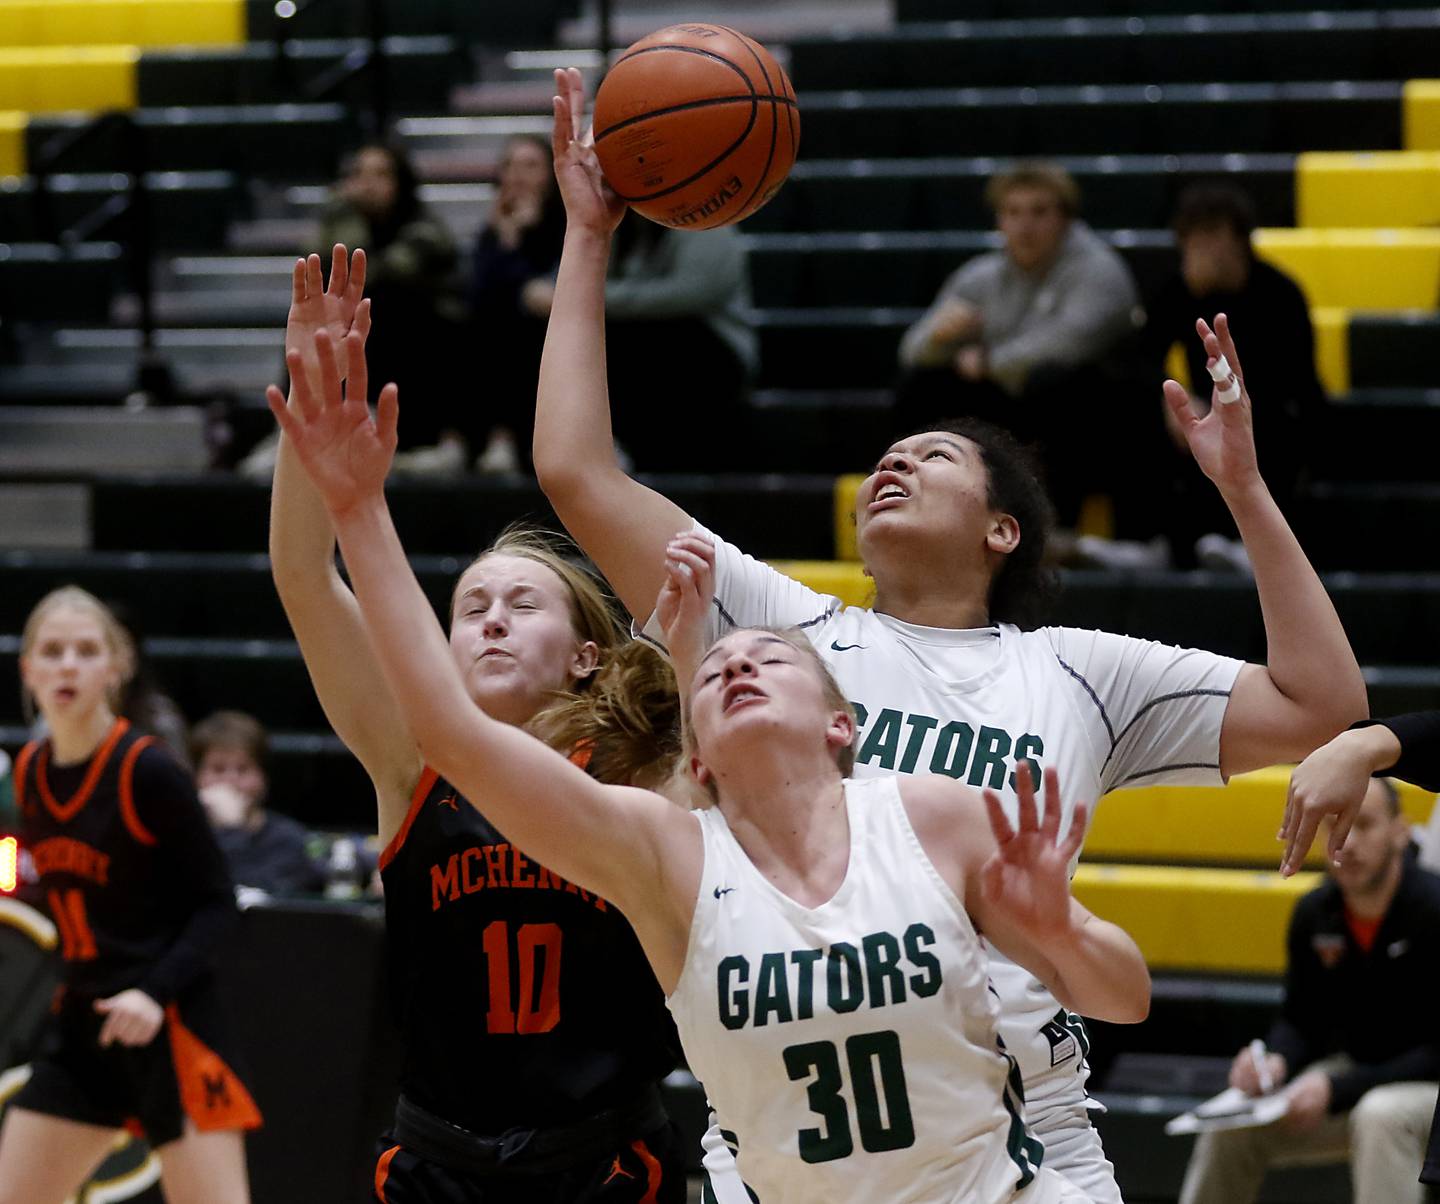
[474,429,520,475]
[1074,535,1171,572]
[391,438,466,478]
[1194,534,1252,575]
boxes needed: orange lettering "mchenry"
[31,837,111,885]
[429,842,607,913]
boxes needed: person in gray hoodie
[897,163,1140,522]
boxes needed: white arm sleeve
[637,522,839,654]
[1044,626,1245,795]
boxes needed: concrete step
[0,406,210,473]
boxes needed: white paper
[1165,1086,1291,1135]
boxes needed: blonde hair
[450,524,625,693]
[682,626,857,803]
[20,586,137,719]
[985,161,1080,218]
[530,640,682,787]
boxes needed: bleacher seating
[4,2,1440,1199]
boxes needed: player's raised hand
[979,766,1086,942]
[656,533,717,684]
[1279,725,1399,875]
[285,245,370,392]
[1162,313,1263,498]
[552,67,627,235]
[267,328,397,518]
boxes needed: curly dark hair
[899,417,1058,630]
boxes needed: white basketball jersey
[645,525,1243,1103]
[668,776,1046,1204]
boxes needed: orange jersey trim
[12,741,38,815]
[631,1137,663,1204]
[117,736,158,846]
[374,1144,401,1202]
[36,718,130,824]
[165,1003,262,1133]
[378,767,440,872]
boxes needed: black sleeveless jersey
[14,718,238,1004]
[378,763,679,1134]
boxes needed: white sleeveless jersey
[668,776,1046,1204]
[644,525,1243,1104]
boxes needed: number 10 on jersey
[482,920,562,1034]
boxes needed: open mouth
[722,682,767,713]
[868,472,911,511]
[54,686,78,703]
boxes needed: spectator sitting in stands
[523,210,757,472]
[192,710,324,898]
[895,161,1140,525]
[320,141,464,473]
[1138,183,1325,571]
[1177,777,1440,1204]
[467,134,566,475]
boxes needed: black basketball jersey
[378,762,679,1135]
[14,718,238,1004]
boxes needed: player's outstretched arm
[272,331,701,958]
[531,66,696,624]
[1165,313,1367,793]
[906,768,1150,1024]
[268,249,422,841]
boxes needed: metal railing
[30,111,174,401]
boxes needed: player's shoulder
[125,737,199,803]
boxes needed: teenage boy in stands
[1179,777,1440,1204]
[895,161,1141,524]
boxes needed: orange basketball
[592,23,800,230]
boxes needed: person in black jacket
[1286,712,1440,1191]
[1180,773,1440,1204]
[1138,184,1326,569]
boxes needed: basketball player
[268,249,684,1202]
[0,588,258,1204]
[527,68,1369,1203]
[268,338,1146,1202]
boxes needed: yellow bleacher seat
[1254,228,1440,310]
[0,0,243,49]
[1309,306,1350,395]
[1073,864,1317,974]
[772,558,871,606]
[1297,151,1440,229]
[1087,765,1435,867]
[0,109,23,176]
[1404,80,1440,151]
[834,474,864,561]
[0,46,135,114]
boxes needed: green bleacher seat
[0,242,119,321]
[0,172,241,250]
[752,308,911,389]
[789,14,1440,92]
[898,0,1438,18]
[137,37,462,112]
[26,103,356,181]
[86,474,837,559]
[1348,312,1440,388]
[797,83,1402,160]
[746,230,1177,309]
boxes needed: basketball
[592,23,800,230]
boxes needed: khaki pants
[1179,1057,1438,1204]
